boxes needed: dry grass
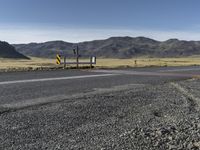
[0,56,200,70]
[0,57,56,70]
[96,56,200,68]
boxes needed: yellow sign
[56,54,61,64]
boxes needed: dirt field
[0,56,200,70]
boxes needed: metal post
[76,46,79,69]
[90,56,92,69]
[64,56,66,69]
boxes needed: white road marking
[0,74,117,85]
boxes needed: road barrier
[56,45,96,69]
[56,54,61,65]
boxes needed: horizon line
[1,26,200,44]
[7,36,196,45]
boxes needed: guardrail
[56,46,96,69]
[63,56,96,68]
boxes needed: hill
[0,41,29,59]
[13,37,200,58]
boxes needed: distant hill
[13,37,200,58]
[0,41,29,59]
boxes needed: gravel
[0,79,200,149]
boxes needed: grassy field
[0,57,56,70]
[96,56,200,68]
[0,56,200,70]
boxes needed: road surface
[0,66,200,149]
[0,66,199,107]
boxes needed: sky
[1,0,200,43]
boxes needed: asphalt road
[0,66,199,107]
[0,66,200,149]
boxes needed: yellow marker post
[56,54,61,64]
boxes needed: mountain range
[0,41,29,59]
[12,36,200,58]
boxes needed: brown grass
[0,56,200,70]
[0,57,56,70]
[96,56,200,68]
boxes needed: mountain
[14,41,73,58]
[0,41,29,59]
[13,37,200,58]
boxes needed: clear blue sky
[0,0,200,43]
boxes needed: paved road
[0,66,199,108]
[0,66,200,149]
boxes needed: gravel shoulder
[0,79,200,150]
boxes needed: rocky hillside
[13,37,200,58]
[0,41,29,59]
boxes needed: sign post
[73,45,79,69]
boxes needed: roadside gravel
[0,79,200,149]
